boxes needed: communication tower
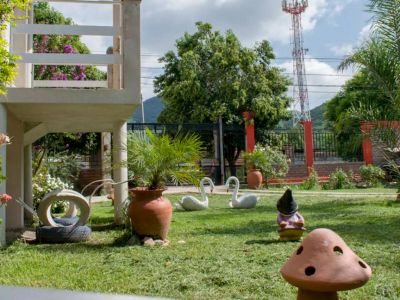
[282,0,311,122]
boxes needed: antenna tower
[282,0,311,122]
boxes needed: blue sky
[50,0,372,109]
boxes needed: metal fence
[263,129,362,163]
[262,129,305,164]
[127,123,246,184]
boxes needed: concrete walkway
[89,186,397,202]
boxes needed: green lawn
[1,193,400,299]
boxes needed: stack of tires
[36,189,92,243]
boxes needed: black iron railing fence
[263,129,362,163]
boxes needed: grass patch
[1,193,400,299]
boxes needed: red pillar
[361,121,374,165]
[302,120,314,174]
[243,112,255,152]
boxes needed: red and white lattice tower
[282,0,311,122]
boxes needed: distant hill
[310,103,328,129]
[129,97,329,129]
[129,96,164,123]
[276,103,328,129]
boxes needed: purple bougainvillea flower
[74,73,86,81]
[64,44,74,54]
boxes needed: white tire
[37,189,90,227]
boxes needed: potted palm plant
[126,128,204,240]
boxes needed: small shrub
[300,168,319,190]
[359,165,385,187]
[243,144,290,183]
[328,168,354,189]
[33,172,73,212]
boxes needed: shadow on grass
[245,239,285,245]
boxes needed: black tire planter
[53,217,80,226]
[36,225,92,244]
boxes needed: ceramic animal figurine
[225,176,259,209]
[176,177,214,211]
[280,228,372,300]
[277,189,305,241]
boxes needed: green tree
[0,0,30,94]
[338,0,400,119]
[154,22,291,175]
[325,70,390,160]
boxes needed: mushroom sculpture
[280,228,372,300]
[277,189,305,241]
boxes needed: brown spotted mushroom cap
[280,228,372,292]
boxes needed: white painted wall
[0,104,7,247]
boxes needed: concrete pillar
[12,7,32,88]
[6,111,24,230]
[112,121,128,225]
[361,122,374,165]
[24,145,33,222]
[243,112,255,152]
[302,120,314,175]
[122,0,141,100]
[0,104,7,246]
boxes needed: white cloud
[44,1,359,102]
[330,43,354,56]
[278,58,354,109]
[330,22,373,56]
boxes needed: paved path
[89,186,396,202]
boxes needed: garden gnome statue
[280,228,372,300]
[277,189,305,241]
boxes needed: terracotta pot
[280,228,372,300]
[247,169,263,189]
[128,188,173,240]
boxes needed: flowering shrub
[33,172,73,213]
[0,194,12,205]
[243,144,290,182]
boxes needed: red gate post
[360,121,374,165]
[243,112,255,152]
[301,120,314,175]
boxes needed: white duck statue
[225,176,260,209]
[176,177,215,211]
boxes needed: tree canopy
[325,70,390,159]
[338,0,400,119]
[326,0,400,159]
[0,0,30,94]
[154,22,291,175]
[155,22,291,126]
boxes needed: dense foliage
[359,164,385,187]
[0,0,30,94]
[33,2,106,81]
[154,22,291,174]
[325,71,389,160]
[243,145,289,182]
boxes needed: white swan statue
[176,177,215,211]
[225,176,260,209]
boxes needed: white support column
[122,0,141,100]
[6,111,24,230]
[112,121,128,225]
[12,7,32,88]
[0,104,7,247]
[24,145,33,222]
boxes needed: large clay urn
[128,188,173,240]
[247,169,263,189]
[280,228,372,300]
